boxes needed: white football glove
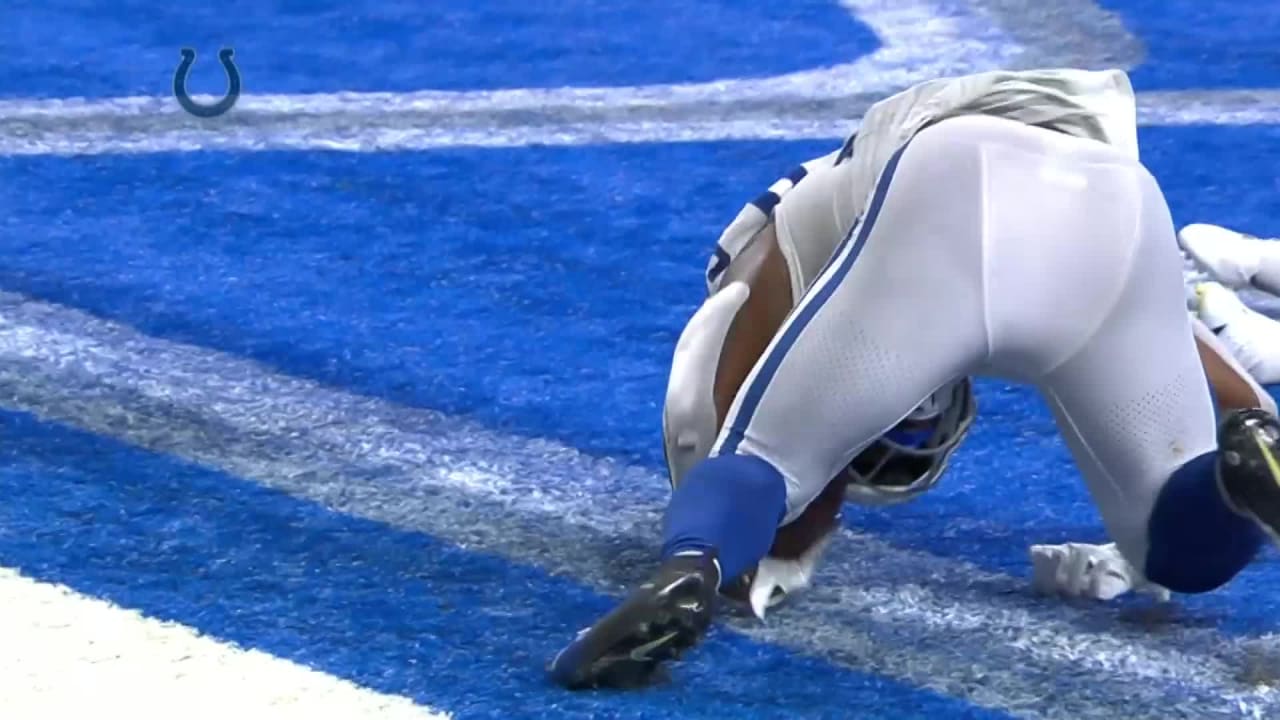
[1029,542,1171,602]
[747,531,834,620]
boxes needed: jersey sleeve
[704,148,844,296]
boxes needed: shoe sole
[548,600,704,690]
[1243,423,1280,544]
[1220,416,1280,546]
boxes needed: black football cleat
[547,552,720,690]
[1218,408,1280,543]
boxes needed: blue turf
[5,127,1280,645]
[1099,0,1280,90]
[0,142,806,465]
[5,1,1280,716]
[0,408,1004,720]
[4,127,1280,462]
[0,0,878,98]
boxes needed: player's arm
[705,224,851,566]
[1192,315,1278,414]
[710,221,794,425]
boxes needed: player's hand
[1029,542,1171,602]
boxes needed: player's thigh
[1036,170,1218,567]
[714,128,990,523]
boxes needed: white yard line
[0,567,450,720]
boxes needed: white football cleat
[1194,280,1280,384]
[1178,223,1274,290]
[1029,542,1171,602]
[1196,280,1253,333]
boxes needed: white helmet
[842,377,976,505]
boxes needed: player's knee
[1143,451,1264,594]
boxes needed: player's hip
[831,113,1172,376]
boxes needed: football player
[549,68,1280,690]
[1181,222,1280,385]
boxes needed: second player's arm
[1192,316,1278,414]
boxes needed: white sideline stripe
[1,89,1276,157]
[4,88,1276,126]
[0,567,449,720]
[0,293,1279,719]
[823,552,1278,693]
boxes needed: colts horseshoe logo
[173,47,241,118]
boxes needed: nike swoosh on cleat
[628,630,680,662]
[1249,428,1280,492]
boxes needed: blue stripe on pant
[661,141,914,582]
[719,141,912,457]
